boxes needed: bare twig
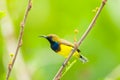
[53,0,107,80]
[6,0,32,80]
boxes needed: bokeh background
[0,0,120,80]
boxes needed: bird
[40,34,88,63]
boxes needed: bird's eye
[49,36,53,39]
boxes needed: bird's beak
[39,35,47,38]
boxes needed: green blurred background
[0,0,120,80]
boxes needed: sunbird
[40,34,88,63]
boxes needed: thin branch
[53,0,107,80]
[6,0,32,80]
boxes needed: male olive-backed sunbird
[41,34,88,63]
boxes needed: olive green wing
[59,39,80,52]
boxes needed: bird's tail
[79,55,88,63]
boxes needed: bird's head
[40,34,60,43]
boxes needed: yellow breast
[57,44,80,58]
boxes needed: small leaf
[62,60,77,77]
[74,29,79,34]
[9,52,14,58]
[74,29,79,42]
[92,7,99,13]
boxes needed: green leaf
[62,60,77,77]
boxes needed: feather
[59,39,74,47]
[59,39,80,52]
